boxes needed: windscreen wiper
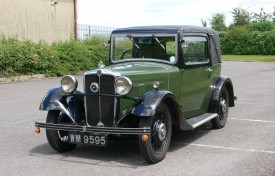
[127,35,140,49]
[153,35,165,50]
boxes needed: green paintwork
[107,62,180,97]
[105,61,220,119]
[106,62,181,118]
[179,64,221,118]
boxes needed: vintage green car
[35,25,235,163]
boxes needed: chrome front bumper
[35,122,150,135]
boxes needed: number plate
[68,132,107,146]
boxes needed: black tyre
[211,86,229,129]
[139,103,172,164]
[46,110,76,152]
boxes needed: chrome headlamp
[115,76,132,95]
[61,75,78,93]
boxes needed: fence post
[88,25,91,38]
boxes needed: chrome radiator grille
[84,74,116,127]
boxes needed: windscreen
[111,34,177,63]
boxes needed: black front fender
[131,89,173,117]
[39,86,64,110]
[39,87,84,123]
[130,89,193,130]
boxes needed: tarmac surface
[0,61,275,176]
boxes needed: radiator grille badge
[90,82,99,93]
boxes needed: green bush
[247,21,274,32]
[0,37,17,77]
[0,36,109,77]
[219,27,247,54]
[0,37,54,77]
[219,27,275,55]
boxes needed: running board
[186,113,218,129]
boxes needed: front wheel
[139,103,172,164]
[46,110,76,152]
[211,86,229,129]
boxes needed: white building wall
[0,0,75,43]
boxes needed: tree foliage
[230,5,250,26]
[209,13,227,31]
[273,7,275,22]
[201,19,207,27]
[252,7,272,22]
[207,6,275,55]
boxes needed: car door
[179,34,215,118]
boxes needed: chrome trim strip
[84,69,121,77]
[35,122,150,135]
[113,97,117,126]
[84,74,88,126]
[98,72,103,126]
[192,113,218,129]
[71,93,138,100]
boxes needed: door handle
[206,68,213,72]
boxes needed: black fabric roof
[112,25,217,35]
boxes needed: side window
[182,36,208,65]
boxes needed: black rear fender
[208,76,235,113]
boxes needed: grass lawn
[221,55,275,62]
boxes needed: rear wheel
[46,110,76,152]
[139,103,172,163]
[211,87,229,129]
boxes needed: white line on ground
[229,118,275,123]
[183,143,275,154]
[244,92,275,95]
[237,101,274,106]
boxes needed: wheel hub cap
[157,123,167,141]
[220,99,227,113]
